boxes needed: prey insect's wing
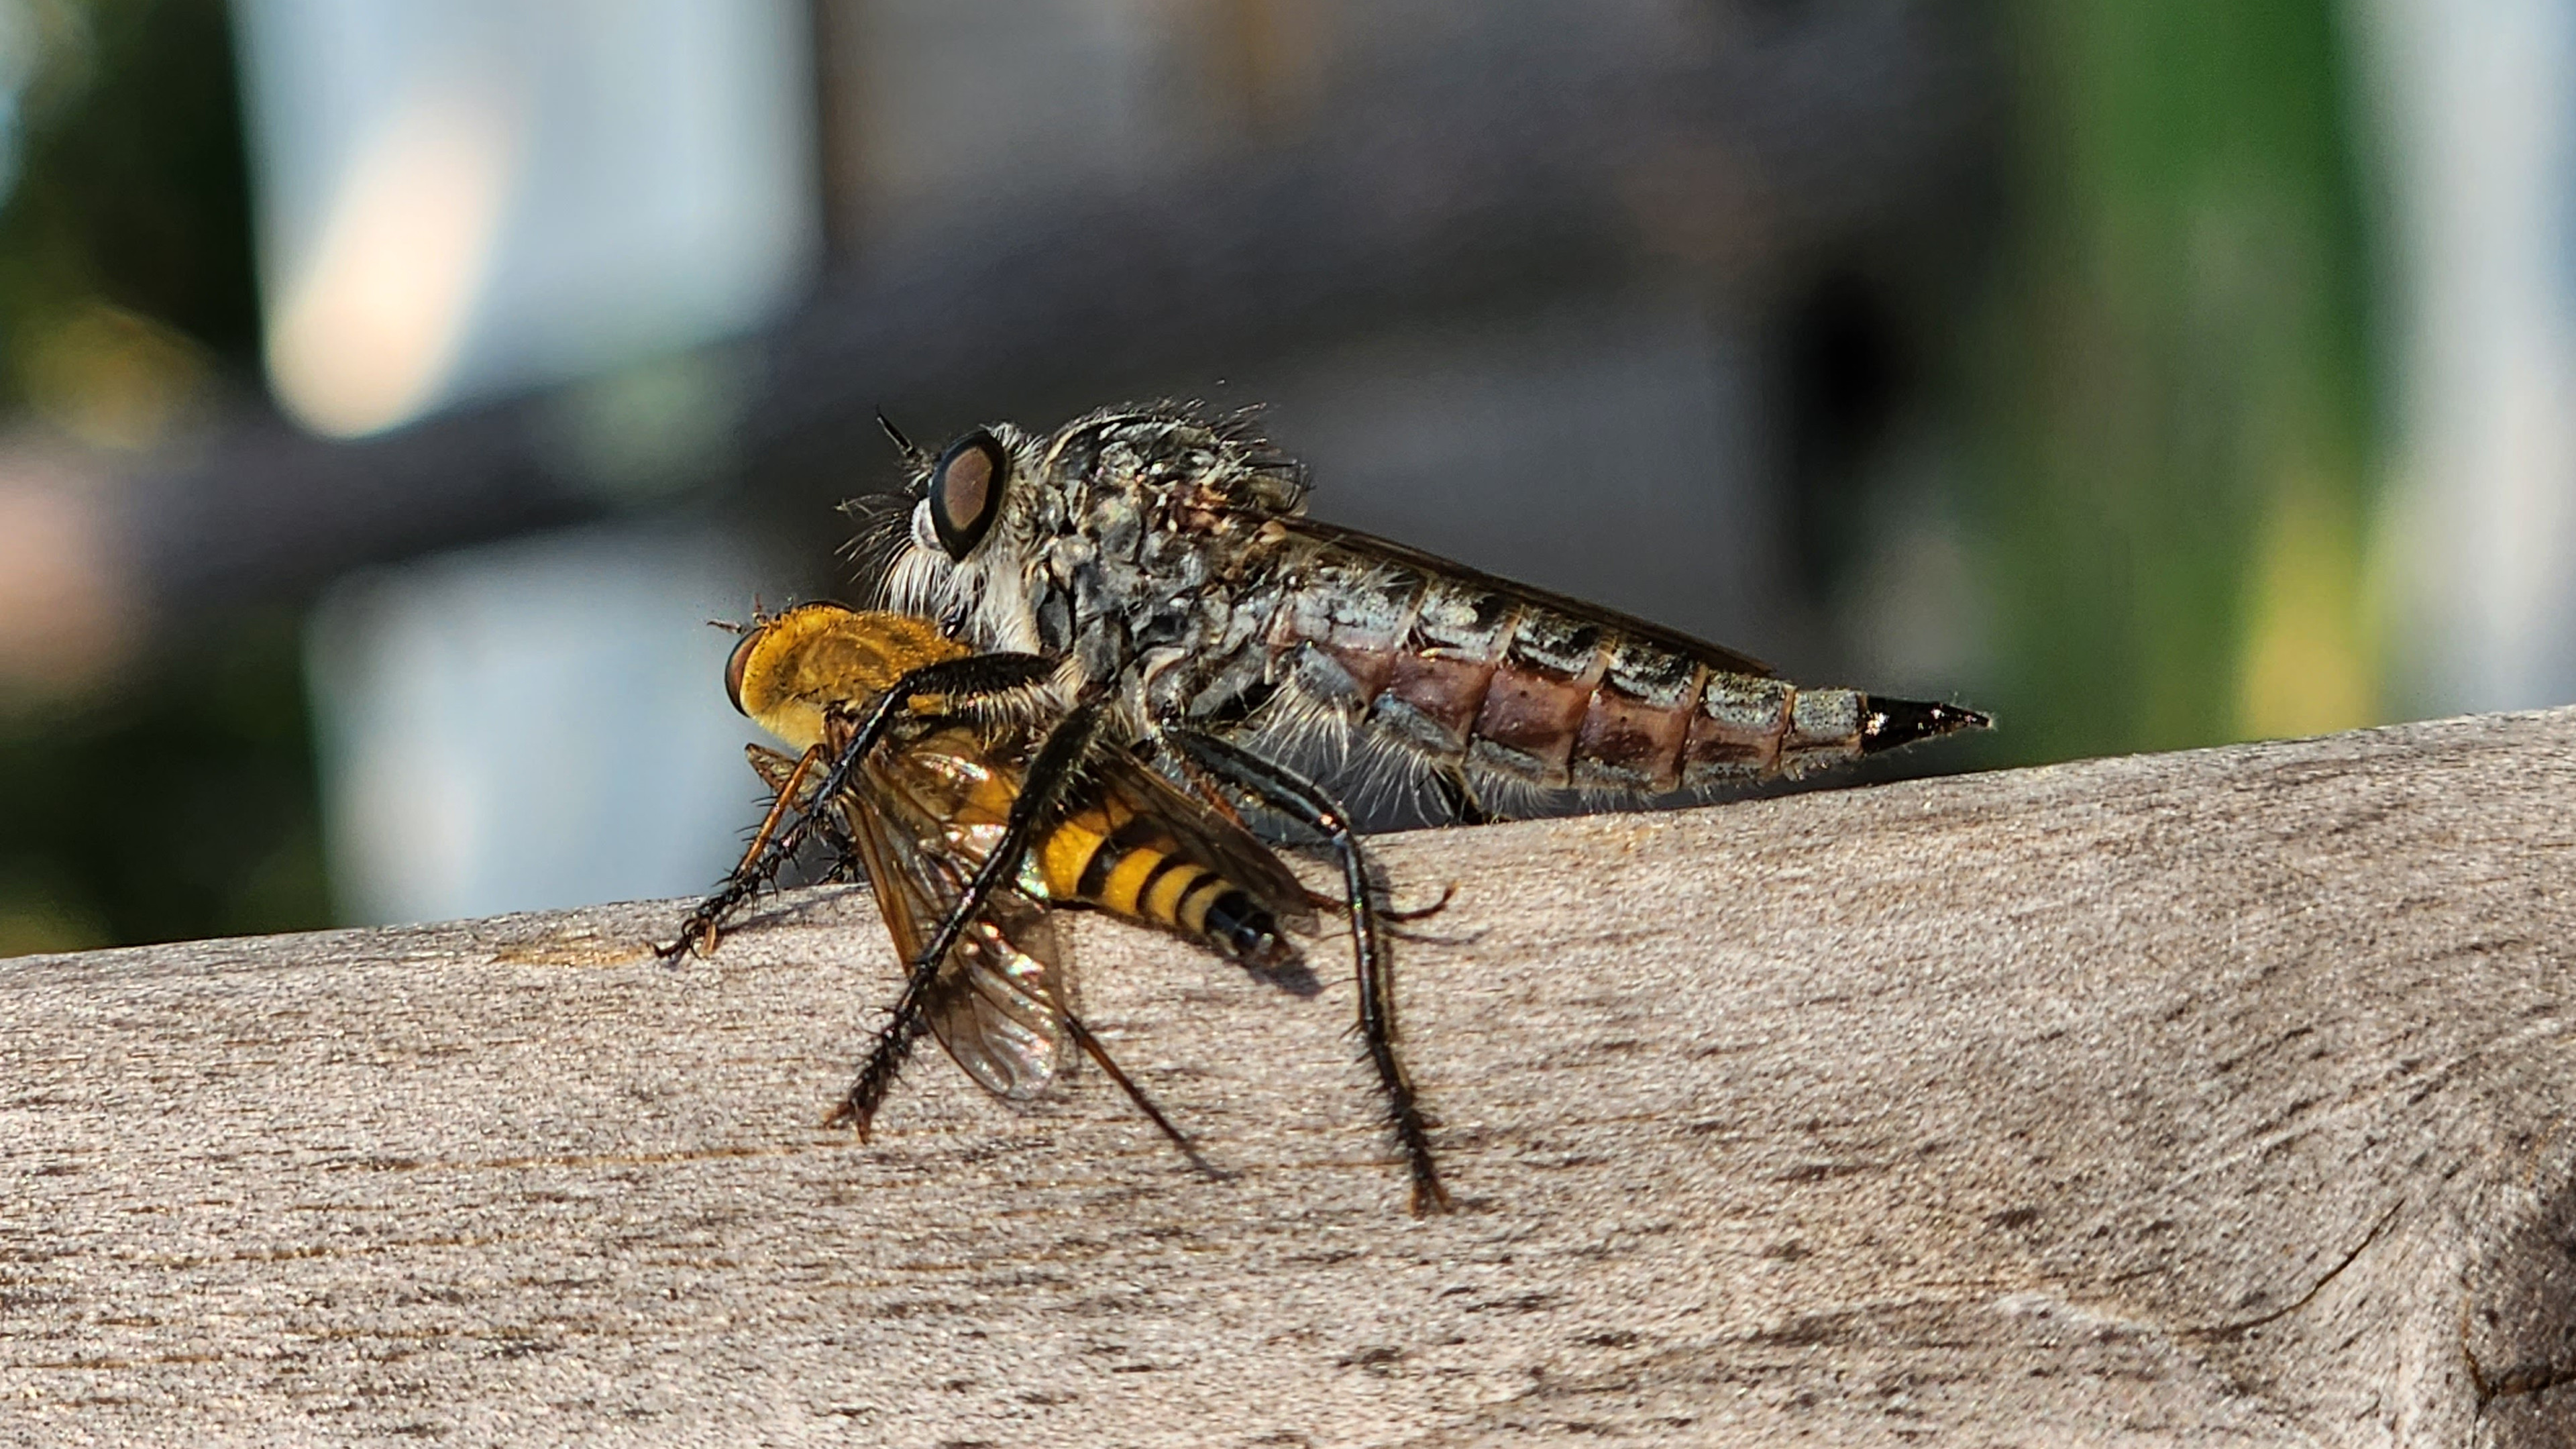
[831,732,1077,1102]
[1275,516,1776,678]
[1091,745,1322,934]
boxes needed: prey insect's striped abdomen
[1258,533,1983,794]
[1034,786,1293,969]
[860,717,1301,971]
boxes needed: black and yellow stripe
[1035,794,1286,966]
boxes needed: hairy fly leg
[1167,729,1453,1215]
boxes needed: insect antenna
[875,408,928,470]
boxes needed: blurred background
[0,0,2526,953]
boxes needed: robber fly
[863,405,1992,1214]
[669,602,1321,1177]
[877,405,1990,807]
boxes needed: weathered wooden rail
[9,708,2576,1445]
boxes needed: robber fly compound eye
[928,429,1008,559]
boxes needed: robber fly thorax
[877,405,1988,812]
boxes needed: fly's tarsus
[1380,881,1458,924]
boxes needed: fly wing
[1276,516,1775,678]
[836,735,1077,1102]
[911,887,1071,1103]
[1089,745,1321,934]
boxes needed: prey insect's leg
[1380,883,1459,925]
[1167,730,1453,1215]
[678,745,830,952]
[1164,744,1260,834]
[730,747,825,877]
[1294,881,1457,938]
[657,651,1055,960]
[1057,1010,1222,1180]
[660,816,824,963]
[827,694,1110,1138]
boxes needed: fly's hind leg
[1166,729,1452,1216]
[1057,1010,1225,1181]
[1434,769,1503,827]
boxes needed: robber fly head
[881,405,1309,663]
[880,419,1055,653]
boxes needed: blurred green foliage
[1970,1,2381,763]
[0,0,325,955]
[0,0,255,380]
[0,614,326,955]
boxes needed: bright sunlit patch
[264,87,518,438]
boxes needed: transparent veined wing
[751,729,1077,1102]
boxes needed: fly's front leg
[827,692,1110,1138]
[657,651,1055,961]
[660,745,830,959]
[1166,729,1453,1215]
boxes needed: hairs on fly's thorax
[1055,400,1309,522]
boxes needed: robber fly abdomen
[1254,529,1984,794]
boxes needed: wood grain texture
[10,708,2576,1446]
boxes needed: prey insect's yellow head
[724,602,969,751]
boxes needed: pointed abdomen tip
[1860,697,1992,756]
